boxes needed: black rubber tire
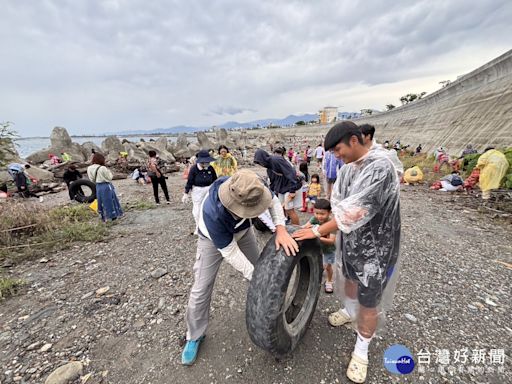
[69,179,96,203]
[246,226,323,357]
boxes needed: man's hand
[275,226,299,256]
[292,228,316,241]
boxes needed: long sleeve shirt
[87,164,113,183]
[185,164,217,193]
[63,169,82,186]
[197,177,286,280]
[254,149,302,194]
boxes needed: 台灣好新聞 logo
[383,344,415,375]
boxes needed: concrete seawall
[353,49,512,155]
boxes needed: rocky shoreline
[0,174,511,383]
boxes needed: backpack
[451,175,463,186]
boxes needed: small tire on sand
[69,179,96,203]
[246,226,322,357]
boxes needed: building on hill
[318,106,338,124]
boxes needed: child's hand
[302,222,312,229]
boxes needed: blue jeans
[96,182,123,221]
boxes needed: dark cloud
[1,0,511,135]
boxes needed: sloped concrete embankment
[355,50,512,155]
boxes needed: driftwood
[0,240,57,250]
[1,224,38,233]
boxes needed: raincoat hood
[253,148,302,194]
[254,149,272,167]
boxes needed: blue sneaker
[181,336,205,365]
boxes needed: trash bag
[464,169,480,190]
[476,150,509,192]
[330,149,401,334]
[403,166,424,184]
[89,199,98,213]
[503,148,512,189]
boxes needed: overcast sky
[1,0,511,137]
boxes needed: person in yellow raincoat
[403,166,424,185]
[476,148,509,199]
[61,152,72,162]
[211,145,238,177]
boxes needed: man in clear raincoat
[293,121,401,383]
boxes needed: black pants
[14,173,31,198]
[67,182,84,201]
[150,176,170,203]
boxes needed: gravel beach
[0,167,511,384]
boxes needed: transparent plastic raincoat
[370,143,404,178]
[331,149,401,331]
[476,149,509,192]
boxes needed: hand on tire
[275,226,299,256]
[291,228,316,241]
[181,193,189,204]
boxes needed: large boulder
[25,127,86,163]
[81,141,102,157]
[216,128,229,144]
[0,170,11,184]
[173,134,192,159]
[173,147,193,159]
[1,138,21,164]
[101,136,124,162]
[26,166,55,182]
[25,148,53,164]
[50,127,73,148]
[167,140,176,155]
[176,134,188,149]
[154,137,169,152]
[188,143,200,154]
[197,132,214,150]
[68,142,88,160]
[123,142,148,164]
[139,142,175,162]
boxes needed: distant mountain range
[110,112,357,135]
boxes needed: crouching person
[182,169,299,365]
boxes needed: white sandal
[346,353,368,383]
[328,309,353,327]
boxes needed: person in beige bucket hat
[182,169,298,366]
[218,169,273,218]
